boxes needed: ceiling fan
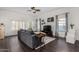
[27,7,40,13]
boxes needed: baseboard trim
[54,35,66,39]
[5,35,17,38]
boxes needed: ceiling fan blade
[33,11,36,13]
[36,9,40,11]
[31,7,35,10]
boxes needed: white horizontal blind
[12,20,26,31]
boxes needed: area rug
[35,36,56,49]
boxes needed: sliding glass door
[56,13,68,38]
[58,14,66,37]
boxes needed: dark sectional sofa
[18,29,41,49]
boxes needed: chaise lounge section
[18,29,42,49]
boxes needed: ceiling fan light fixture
[33,11,36,13]
[31,7,35,10]
[35,9,40,11]
[27,7,40,14]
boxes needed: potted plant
[70,24,74,29]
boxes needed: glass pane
[22,22,25,29]
[37,19,40,31]
[12,21,15,30]
[58,25,66,32]
[58,18,66,32]
[59,18,65,21]
[15,21,19,30]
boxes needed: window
[58,15,66,32]
[12,21,26,31]
[37,19,40,31]
[12,21,16,30]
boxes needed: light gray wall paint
[1,7,79,37]
[36,8,70,36]
[35,7,79,36]
[0,9,34,36]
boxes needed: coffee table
[35,32,46,43]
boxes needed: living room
[0,7,79,52]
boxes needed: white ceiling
[0,7,61,15]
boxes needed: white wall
[69,8,79,41]
[69,8,79,29]
[35,7,79,36]
[0,9,34,36]
[36,8,71,36]
[1,7,79,37]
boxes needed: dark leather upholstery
[18,29,41,49]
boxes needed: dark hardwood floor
[1,36,79,52]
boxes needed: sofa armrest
[31,34,41,48]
